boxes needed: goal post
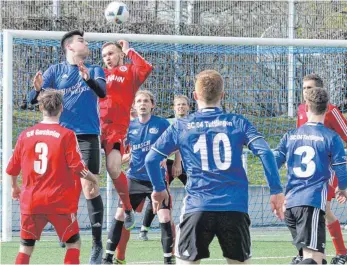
[2,29,347,242]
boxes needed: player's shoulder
[326,103,341,116]
[151,115,170,125]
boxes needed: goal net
[2,30,347,241]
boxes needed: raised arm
[78,62,106,98]
[29,67,55,104]
[119,40,153,87]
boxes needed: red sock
[15,252,30,264]
[327,220,347,255]
[64,248,80,264]
[116,227,130,261]
[112,172,132,211]
[171,222,176,255]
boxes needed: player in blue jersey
[139,94,189,242]
[102,90,174,264]
[28,30,107,264]
[274,87,347,265]
[145,70,285,264]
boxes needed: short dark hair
[303,73,324,88]
[38,90,63,116]
[305,87,329,115]
[61,30,84,54]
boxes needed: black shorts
[285,206,326,254]
[175,211,251,262]
[166,159,187,185]
[118,178,170,210]
[76,134,101,174]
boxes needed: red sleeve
[326,106,347,144]
[6,133,23,176]
[127,49,153,88]
[64,131,89,177]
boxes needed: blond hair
[173,94,190,106]
[37,89,63,116]
[195,70,224,103]
[135,90,155,104]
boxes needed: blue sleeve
[242,118,264,148]
[86,66,106,98]
[331,135,347,190]
[273,134,288,169]
[249,138,283,195]
[152,123,179,157]
[93,66,106,81]
[28,89,40,104]
[29,66,55,104]
[145,150,167,192]
[145,124,179,192]
[42,66,55,89]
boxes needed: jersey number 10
[193,133,232,171]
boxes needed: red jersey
[6,122,88,214]
[297,103,347,143]
[100,48,153,132]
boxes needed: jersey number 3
[293,145,316,178]
[193,133,232,171]
[34,142,48,174]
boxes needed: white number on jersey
[34,142,48,174]
[293,145,316,178]
[193,133,232,171]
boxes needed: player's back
[16,122,82,214]
[174,107,262,214]
[282,122,340,210]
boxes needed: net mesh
[3,36,347,234]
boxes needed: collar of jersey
[306,122,324,126]
[63,60,78,67]
[40,121,59,124]
[199,107,222,113]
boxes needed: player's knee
[158,209,171,223]
[20,239,36,247]
[115,207,125,221]
[325,208,337,224]
[107,165,121,179]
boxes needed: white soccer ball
[104,2,129,24]
[345,224,347,230]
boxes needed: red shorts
[101,125,127,156]
[20,213,79,242]
[327,174,338,201]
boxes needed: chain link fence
[1,1,347,39]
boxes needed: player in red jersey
[99,40,153,264]
[6,90,99,265]
[293,74,347,265]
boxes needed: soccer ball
[104,2,129,24]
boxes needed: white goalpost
[2,29,347,242]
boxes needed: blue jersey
[36,61,105,135]
[149,107,283,214]
[274,122,347,211]
[127,115,170,182]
